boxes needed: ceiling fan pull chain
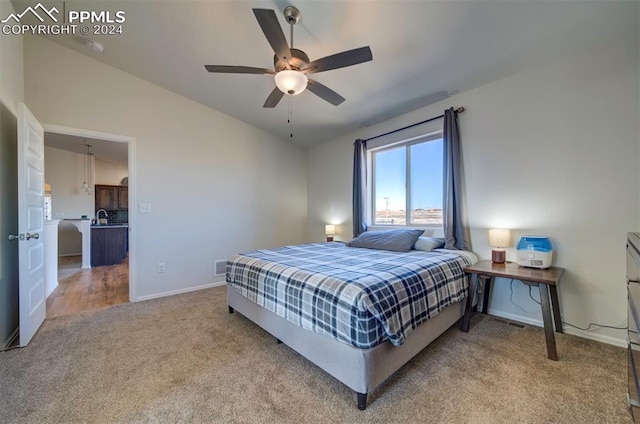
[289,96,293,138]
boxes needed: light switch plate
[139,202,152,213]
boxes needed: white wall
[0,1,23,347]
[25,35,308,299]
[44,146,95,220]
[95,159,127,186]
[44,146,94,256]
[307,35,639,346]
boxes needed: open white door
[15,103,46,346]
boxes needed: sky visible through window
[374,138,443,225]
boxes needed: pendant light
[82,141,93,195]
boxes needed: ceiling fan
[205,6,373,108]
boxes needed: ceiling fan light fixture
[204,7,372,107]
[275,70,307,95]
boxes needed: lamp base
[491,249,506,264]
[326,236,334,242]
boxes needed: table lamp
[325,224,335,242]
[488,228,511,264]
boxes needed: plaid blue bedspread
[226,242,474,349]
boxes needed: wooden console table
[461,260,564,360]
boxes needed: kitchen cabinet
[118,187,128,209]
[91,225,128,267]
[95,185,117,210]
[95,185,128,210]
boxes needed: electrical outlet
[157,262,165,273]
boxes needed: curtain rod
[363,107,465,143]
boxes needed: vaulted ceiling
[12,0,638,146]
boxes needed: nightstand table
[461,260,565,360]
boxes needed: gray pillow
[413,236,445,252]
[347,229,424,252]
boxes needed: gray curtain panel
[443,108,471,250]
[352,139,367,238]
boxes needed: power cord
[509,279,536,314]
[528,285,541,305]
[562,321,627,331]
[522,280,627,331]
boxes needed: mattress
[226,242,476,348]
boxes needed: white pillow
[413,236,445,252]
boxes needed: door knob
[26,232,39,240]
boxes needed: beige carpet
[0,286,631,423]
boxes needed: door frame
[43,124,138,302]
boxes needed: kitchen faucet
[96,209,108,224]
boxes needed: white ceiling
[13,0,638,146]
[44,132,128,166]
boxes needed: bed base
[226,287,465,410]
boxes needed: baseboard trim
[486,308,626,348]
[58,253,82,257]
[46,281,59,298]
[136,279,226,302]
[562,327,626,348]
[3,327,19,349]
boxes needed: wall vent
[490,316,526,329]
[215,260,227,276]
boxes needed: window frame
[368,131,444,229]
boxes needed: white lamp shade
[275,70,308,95]
[488,228,511,248]
[325,224,336,236]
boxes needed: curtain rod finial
[455,107,465,113]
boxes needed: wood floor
[57,255,84,280]
[47,256,129,318]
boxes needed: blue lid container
[517,236,553,252]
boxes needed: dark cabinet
[118,187,128,209]
[95,185,128,210]
[95,185,117,210]
[91,226,128,267]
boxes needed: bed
[226,241,477,410]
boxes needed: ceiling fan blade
[205,65,274,75]
[263,86,285,108]
[302,46,373,74]
[252,9,292,64]
[306,78,345,106]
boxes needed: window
[371,135,443,226]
